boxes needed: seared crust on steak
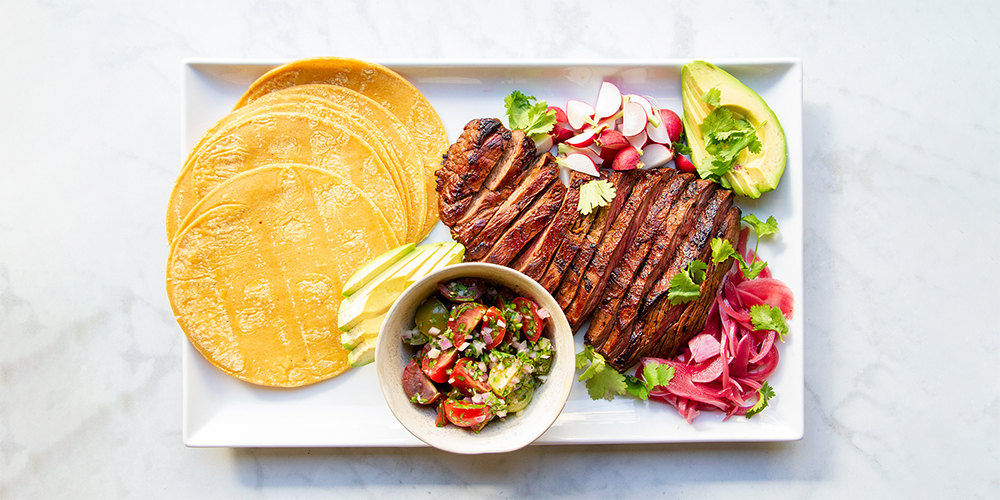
[510,172,589,281]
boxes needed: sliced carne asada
[445,130,535,230]
[564,170,664,331]
[464,155,557,261]
[553,171,638,318]
[510,172,589,281]
[437,119,510,224]
[659,205,742,359]
[537,193,600,294]
[482,180,567,266]
[451,152,549,246]
[585,170,685,350]
[596,177,714,360]
[609,188,734,370]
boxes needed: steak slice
[446,130,535,233]
[537,189,601,294]
[464,155,557,261]
[437,119,510,223]
[564,170,664,331]
[510,172,589,281]
[452,152,550,246]
[585,170,685,350]
[658,205,742,359]
[482,180,567,266]
[596,177,715,365]
[553,171,638,320]
[608,188,734,370]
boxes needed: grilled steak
[510,172,589,281]
[438,119,510,224]
[596,177,715,360]
[553,171,637,314]
[464,155,557,261]
[482,180,567,266]
[659,205,742,359]
[564,170,664,330]
[585,170,685,350]
[447,130,535,235]
[537,197,600,294]
[609,188,734,370]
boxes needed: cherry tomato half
[447,303,486,347]
[481,306,507,349]
[442,398,493,428]
[420,344,457,383]
[448,357,490,396]
[435,402,449,428]
[401,357,441,405]
[513,297,544,342]
[438,278,485,302]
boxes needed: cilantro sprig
[710,213,779,280]
[577,179,616,216]
[696,88,765,184]
[504,91,556,138]
[749,304,788,341]
[745,381,775,418]
[576,346,674,401]
[667,260,708,305]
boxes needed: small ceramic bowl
[375,262,574,454]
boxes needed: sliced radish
[621,101,647,137]
[558,153,599,176]
[627,95,660,127]
[646,117,672,144]
[597,129,629,150]
[558,163,572,187]
[565,127,601,148]
[561,144,603,164]
[611,146,643,171]
[598,145,619,165]
[674,154,697,173]
[641,143,674,168]
[534,134,553,154]
[547,105,569,124]
[627,130,648,150]
[551,125,575,144]
[594,82,624,120]
[566,100,595,130]
[659,109,683,143]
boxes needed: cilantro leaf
[504,91,556,136]
[667,261,705,305]
[741,214,779,237]
[624,361,675,400]
[701,87,721,107]
[623,375,650,400]
[711,237,737,264]
[578,179,616,216]
[575,346,627,401]
[749,304,788,341]
[745,381,775,418]
[687,260,708,284]
[672,140,692,156]
[743,260,767,280]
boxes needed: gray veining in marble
[1,0,997,497]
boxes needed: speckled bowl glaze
[375,263,574,454]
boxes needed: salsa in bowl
[375,263,574,454]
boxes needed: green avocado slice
[681,61,787,199]
[342,242,416,297]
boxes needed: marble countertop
[1,1,997,498]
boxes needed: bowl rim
[375,262,575,454]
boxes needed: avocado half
[681,61,787,199]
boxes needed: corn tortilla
[167,164,398,387]
[235,57,447,241]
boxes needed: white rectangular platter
[181,58,803,447]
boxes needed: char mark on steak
[510,172,589,281]
[564,170,665,331]
[464,154,557,261]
